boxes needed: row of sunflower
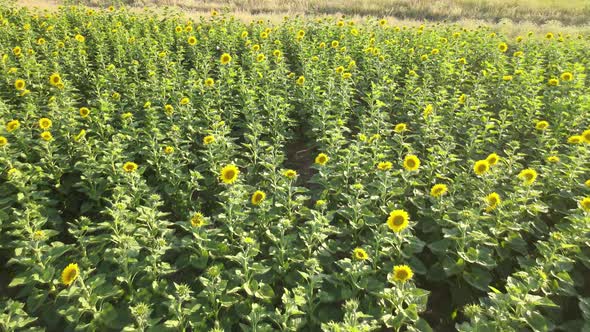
[0,3,589,332]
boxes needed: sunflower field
[0,3,590,331]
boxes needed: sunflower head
[61,263,80,286]
[485,153,500,166]
[315,153,329,166]
[394,123,407,133]
[485,192,501,211]
[40,131,53,141]
[205,78,215,87]
[256,53,265,62]
[0,136,7,147]
[561,72,573,81]
[403,155,420,171]
[14,79,26,91]
[580,197,590,212]
[203,135,215,145]
[39,118,52,130]
[220,53,232,65]
[164,146,174,155]
[548,78,559,86]
[220,164,239,184]
[296,75,305,86]
[547,155,560,163]
[582,129,590,143]
[498,42,508,52]
[392,265,413,283]
[377,161,392,171]
[6,120,20,133]
[283,169,297,179]
[123,162,138,173]
[518,168,538,185]
[568,135,582,144]
[180,97,190,105]
[535,120,549,130]
[430,184,448,198]
[191,212,205,227]
[473,160,490,176]
[387,209,409,233]
[79,107,90,118]
[251,190,266,205]
[49,73,62,86]
[353,248,369,261]
[188,36,197,45]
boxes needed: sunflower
[545,32,554,39]
[273,50,281,57]
[251,190,266,205]
[256,53,265,62]
[6,120,20,133]
[205,78,215,87]
[283,169,297,179]
[386,210,409,233]
[547,155,560,163]
[498,42,508,52]
[342,73,352,79]
[203,135,215,145]
[13,46,22,56]
[392,265,413,282]
[403,155,420,171]
[61,263,80,286]
[502,75,513,81]
[485,153,500,166]
[568,135,582,144]
[40,131,52,141]
[187,36,197,45]
[191,212,205,227]
[377,161,392,171]
[548,78,559,86]
[582,130,590,143]
[220,53,232,65]
[163,146,174,155]
[535,121,549,130]
[49,73,62,87]
[79,107,90,118]
[585,179,590,188]
[394,123,408,133]
[39,118,52,130]
[315,153,329,166]
[220,164,239,184]
[581,197,590,212]
[561,72,573,81]
[353,248,369,261]
[0,136,7,147]
[75,34,85,42]
[331,40,339,48]
[296,29,305,39]
[296,76,305,86]
[14,79,26,91]
[180,97,190,105]
[164,104,174,115]
[123,162,138,173]
[473,160,490,176]
[518,168,538,185]
[430,184,448,198]
[74,129,86,142]
[485,192,501,211]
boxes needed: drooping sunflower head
[251,190,266,205]
[191,212,205,227]
[394,123,408,133]
[39,118,52,130]
[403,155,420,171]
[485,153,500,166]
[49,73,62,86]
[580,197,590,212]
[61,263,80,286]
[6,120,20,133]
[518,168,538,185]
[220,53,232,65]
[353,248,369,261]
[79,107,90,118]
[283,169,298,179]
[40,131,53,141]
[377,161,392,171]
[123,161,138,173]
[535,120,549,131]
[14,79,26,91]
[315,153,329,166]
[430,184,448,198]
[296,75,305,86]
[473,160,490,176]
[392,265,413,283]
[220,164,239,184]
[387,209,409,233]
